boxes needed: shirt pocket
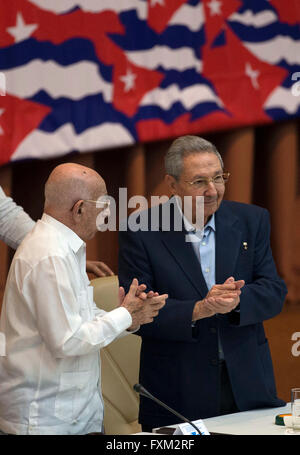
[54,371,90,422]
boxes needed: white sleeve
[0,186,35,249]
[21,256,132,358]
[92,298,139,339]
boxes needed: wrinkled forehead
[181,152,223,177]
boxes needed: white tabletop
[136,403,300,436]
[203,403,296,435]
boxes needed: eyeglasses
[184,173,230,189]
[83,197,111,210]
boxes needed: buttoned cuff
[106,306,133,333]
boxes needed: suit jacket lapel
[215,202,242,284]
[159,198,209,297]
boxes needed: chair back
[91,276,141,435]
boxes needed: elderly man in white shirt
[0,184,116,277]
[0,163,167,435]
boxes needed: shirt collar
[41,213,84,253]
[175,196,216,235]
[205,213,216,233]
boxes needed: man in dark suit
[118,135,287,431]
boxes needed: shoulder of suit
[220,200,268,216]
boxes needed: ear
[165,174,178,195]
[71,200,84,222]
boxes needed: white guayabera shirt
[0,214,132,435]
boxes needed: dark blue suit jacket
[118,199,287,427]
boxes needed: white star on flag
[7,12,38,43]
[0,108,5,135]
[120,68,137,93]
[245,62,260,89]
[150,0,165,7]
[207,0,222,16]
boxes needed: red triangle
[202,0,241,46]
[0,94,50,165]
[202,27,288,122]
[147,0,187,34]
[113,56,164,117]
[0,0,125,67]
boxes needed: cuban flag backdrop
[0,0,299,166]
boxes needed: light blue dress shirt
[182,211,224,360]
[188,215,216,291]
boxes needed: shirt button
[210,327,217,334]
[205,268,210,273]
[202,241,206,246]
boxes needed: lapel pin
[243,242,248,250]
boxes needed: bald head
[43,163,107,241]
[44,163,105,213]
